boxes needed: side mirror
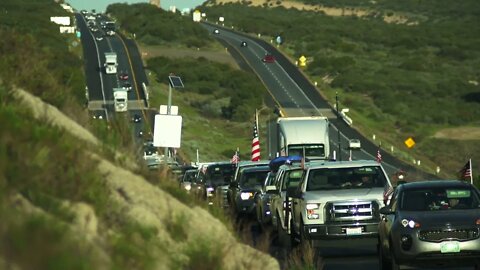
[265,185,277,194]
[379,206,393,215]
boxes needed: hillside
[200,0,480,179]
[0,1,279,269]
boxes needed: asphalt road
[77,13,151,145]
[201,23,434,180]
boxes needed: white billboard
[153,114,182,148]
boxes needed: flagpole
[255,109,259,141]
[469,158,473,185]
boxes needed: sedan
[378,180,480,270]
[262,54,275,63]
[122,81,132,91]
[240,41,247,47]
[118,72,129,80]
[213,29,219,34]
[349,139,361,149]
[132,114,141,123]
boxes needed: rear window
[281,169,303,191]
[240,170,269,188]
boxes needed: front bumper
[304,220,379,240]
[235,199,256,214]
[393,230,480,267]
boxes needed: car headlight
[206,187,214,193]
[401,219,421,228]
[185,184,191,191]
[240,192,253,200]
[306,203,321,219]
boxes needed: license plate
[440,241,460,253]
[346,227,362,235]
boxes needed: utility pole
[336,92,341,161]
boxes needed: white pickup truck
[289,160,393,247]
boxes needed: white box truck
[113,88,128,112]
[104,52,117,74]
[269,116,330,160]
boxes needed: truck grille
[419,228,479,242]
[327,201,377,222]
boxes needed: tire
[378,240,391,270]
[277,213,290,248]
[389,239,401,270]
[290,219,298,247]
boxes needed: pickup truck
[289,160,393,247]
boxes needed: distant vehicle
[122,81,132,91]
[106,30,115,36]
[80,10,87,15]
[113,88,128,112]
[180,169,198,193]
[241,41,248,47]
[255,171,277,226]
[349,139,361,149]
[104,52,117,74]
[378,180,480,270]
[118,72,129,80]
[132,114,141,123]
[229,165,270,215]
[95,35,103,41]
[195,162,236,205]
[268,116,330,161]
[90,27,98,32]
[213,29,219,34]
[262,54,275,63]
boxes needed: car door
[291,170,306,234]
[379,189,399,251]
[271,169,285,227]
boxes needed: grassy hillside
[0,1,279,269]
[199,1,480,179]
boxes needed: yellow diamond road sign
[404,137,415,148]
[298,55,307,67]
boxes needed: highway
[76,13,152,147]
[201,23,433,180]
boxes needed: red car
[262,54,275,63]
[118,72,129,80]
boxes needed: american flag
[459,159,473,184]
[376,149,382,163]
[231,150,240,164]
[383,184,394,205]
[251,119,261,161]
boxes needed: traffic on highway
[77,9,479,270]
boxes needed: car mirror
[265,185,277,194]
[379,206,393,215]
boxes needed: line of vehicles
[174,115,480,270]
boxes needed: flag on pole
[231,149,240,164]
[251,118,261,162]
[376,148,382,163]
[459,159,473,184]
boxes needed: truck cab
[113,88,128,112]
[104,52,117,74]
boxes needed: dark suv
[378,180,480,270]
[196,162,236,205]
[229,165,270,216]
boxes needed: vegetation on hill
[0,1,279,269]
[199,2,480,178]
[106,3,215,48]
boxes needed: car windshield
[240,170,269,188]
[205,164,235,184]
[281,169,303,191]
[182,170,197,183]
[400,187,480,211]
[306,166,387,191]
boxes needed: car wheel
[390,254,400,270]
[290,219,298,247]
[378,240,392,270]
[277,213,290,248]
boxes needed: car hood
[399,209,480,227]
[304,188,384,203]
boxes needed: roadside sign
[76,31,81,38]
[404,137,415,148]
[153,114,182,148]
[298,55,307,67]
[159,105,178,115]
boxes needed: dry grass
[433,126,480,140]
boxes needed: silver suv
[290,160,393,246]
